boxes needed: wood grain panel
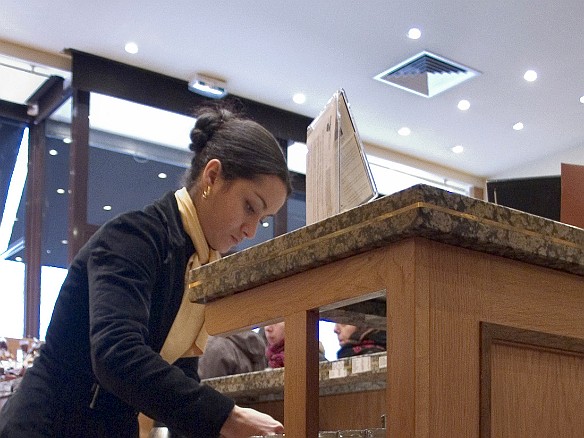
[481,323,584,437]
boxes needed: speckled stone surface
[202,352,387,402]
[189,184,584,304]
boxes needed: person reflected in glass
[334,324,386,359]
[264,322,327,368]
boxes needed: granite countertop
[189,184,584,304]
[202,352,387,403]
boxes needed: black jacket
[0,192,234,437]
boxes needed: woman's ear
[203,159,222,187]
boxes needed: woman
[264,322,326,368]
[334,324,386,359]
[0,106,289,437]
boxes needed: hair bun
[188,108,233,152]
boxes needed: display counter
[189,184,584,437]
[202,352,387,431]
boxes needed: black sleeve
[87,214,234,437]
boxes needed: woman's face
[334,323,357,346]
[195,160,288,254]
[264,322,285,346]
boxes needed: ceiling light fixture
[124,42,139,55]
[293,93,306,104]
[407,28,422,40]
[523,70,537,82]
[451,145,464,154]
[457,99,470,111]
[513,122,524,130]
[580,95,584,104]
[398,127,411,136]
[188,73,228,99]
[158,172,167,179]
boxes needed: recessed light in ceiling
[451,145,464,154]
[579,95,584,104]
[158,172,167,179]
[513,122,524,130]
[523,70,537,82]
[125,42,139,55]
[56,188,65,194]
[407,28,422,40]
[398,127,411,136]
[457,99,470,111]
[103,205,112,211]
[293,93,306,104]
[374,51,480,98]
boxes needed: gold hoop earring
[202,186,211,199]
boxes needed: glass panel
[40,102,73,339]
[287,190,306,232]
[0,118,27,338]
[87,93,195,228]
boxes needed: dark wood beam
[67,49,311,143]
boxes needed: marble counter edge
[201,352,387,402]
[189,184,584,304]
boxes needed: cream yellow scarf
[159,187,221,365]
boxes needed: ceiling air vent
[374,51,480,98]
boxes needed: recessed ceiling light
[56,188,65,194]
[398,127,411,136]
[523,70,537,82]
[49,149,58,156]
[580,95,584,104]
[513,122,524,130]
[15,256,22,262]
[61,240,68,245]
[158,172,167,179]
[407,28,422,40]
[451,145,464,154]
[457,99,470,111]
[103,205,112,211]
[293,93,306,104]
[125,42,139,54]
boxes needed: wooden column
[284,310,320,437]
[24,122,45,338]
[67,89,90,262]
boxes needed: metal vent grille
[374,51,480,98]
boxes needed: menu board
[306,89,377,224]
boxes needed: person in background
[264,322,326,368]
[334,324,387,359]
[0,105,290,438]
[197,331,268,379]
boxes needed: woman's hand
[219,405,284,438]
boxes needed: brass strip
[189,201,582,289]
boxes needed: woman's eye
[246,202,255,214]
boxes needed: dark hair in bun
[184,103,291,195]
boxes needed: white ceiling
[1,0,584,180]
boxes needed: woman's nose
[242,220,258,240]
